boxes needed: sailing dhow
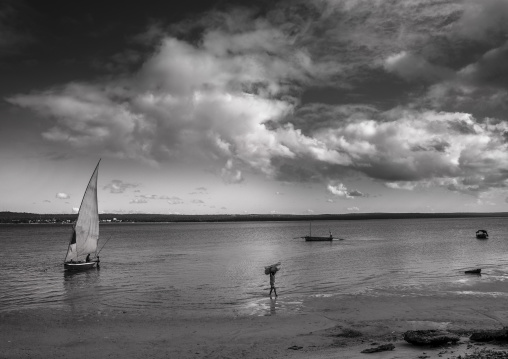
[64,160,101,271]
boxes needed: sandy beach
[3,292,508,359]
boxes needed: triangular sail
[65,160,100,262]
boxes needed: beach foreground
[2,293,508,359]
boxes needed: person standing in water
[269,268,278,297]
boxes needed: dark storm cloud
[7,0,508,199]
[0,1,33,55]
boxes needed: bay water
[2,217,508,317]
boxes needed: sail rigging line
[97,235,112,256]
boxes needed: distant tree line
[1,211,508,224]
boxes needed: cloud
[297,107,508,194]
[137,194,156,199]
[72,207,79,213]
[104,180,139,194]
[348,190,365,197]
[8,1,508,200]
[136,194,172,200]
[385,182,418,191]
[347,206,360,212]
[327,183,353,199]
[6,6,336,176]
[129,198,148,204]
[43,199,51,203]
[384,51,453,83]
[327,182,365,199]
[56,192,70,199]
[454,0,508,43]
[458,42,508,88]
[0,2,33,56]
[220,159,243,184]
[191,199,204,204]
[167,197,183,205]
[190,187,208,195]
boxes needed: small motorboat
[464,268,481,274]
[476,230,488,239]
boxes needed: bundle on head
[264,262,281,275]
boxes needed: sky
[2,0,508,215]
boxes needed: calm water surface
[2,218,508,316]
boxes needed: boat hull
[64,262,97,271]
[465,268,481,274]
[304,236,333,242]
[476,230,488,239]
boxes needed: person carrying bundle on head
[264,262,280,297]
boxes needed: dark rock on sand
[470,327,508,342]
[287,345,303,350]
[361,343,395,353]
[403,330,459,346]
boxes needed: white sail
[65,160,100,262]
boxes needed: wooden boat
[304,234,334,242]
[464,268,481,274]
[296,222,335,241]
[63,160,101,271]
[476,230,488,239]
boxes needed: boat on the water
[476,229,488,239]
[465,268,481,274]
[296,222,336,241]
[304,233,334,241]
[63,160,101,271]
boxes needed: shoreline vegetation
[2,211,508,224]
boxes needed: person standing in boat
[85,254,90,262]
[269,268,278,297]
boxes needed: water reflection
[269,297,277,316]
[63,268,101,311]
[63,266,101,283]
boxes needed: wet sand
[2,293,508,358]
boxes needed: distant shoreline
[1,211,508,224]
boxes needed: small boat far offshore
[304,234,334,242]
[295,222,343,241]
[476,229,488,239]
[63,160,102,271]
[465,268,481,274]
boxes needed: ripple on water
[4,219,508,315]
